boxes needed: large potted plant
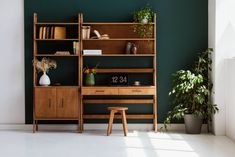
[164,49,218,134]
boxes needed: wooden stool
[107,107,128,136]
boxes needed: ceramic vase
[85,73,95,86]
[39,72,51,86]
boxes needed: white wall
[225,59,235,141]
[209,0,235,137]
[0,0,25,123]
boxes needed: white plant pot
[39,72,51,86]
[141,18,148,24]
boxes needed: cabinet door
[34,88,56,118]
[56,88,79,118]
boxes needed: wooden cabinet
[56,88,79,118]
[35,88,56,118]
[34,87,80,122]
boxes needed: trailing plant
[133,5,155,38]
[33,57,57,73]
[163,48,218,130]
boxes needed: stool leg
[107,110,115,136]
[121,110,128,136]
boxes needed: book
[46,27,50,39]
[42,27,47,39]
[73,42,80,55]
[39,27,43,39]
[50,27,54,39]
[54,27,66,39]
[83,49,102,55]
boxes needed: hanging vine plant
[133,5,155,38]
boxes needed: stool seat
[108,107,128,111]
[107,107,128,136]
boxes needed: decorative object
[55,51,70,55]
[33,57,57,86]
[163,49,219,134]
[126,42,132,54]
[83,65,98,86]
[91,30,110,39]
[133,5,155,38]
[82,26,91,39]
[131,44,137,54]
[110,74,128,86]
[39,72,51,86]
[133,81,141,86]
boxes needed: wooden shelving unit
[80,14,157,132]
[32,13,81,133]
[32,13,158,132]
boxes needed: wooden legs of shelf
[33,120,38,133]
[79,96,84,132]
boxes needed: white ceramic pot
[39,72,51,86]
[141,17,148,24]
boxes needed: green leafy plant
[163,48,218,130]
[133,5,155,38]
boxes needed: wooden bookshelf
[80,13,158,132]
[32,13,81,133]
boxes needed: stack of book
[83,50,102,55]
[38,27,66,39]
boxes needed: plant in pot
[33,57,57,86]
[133,5,155,38]
[83,65,98,86]
[164,48,219,134]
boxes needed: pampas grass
[33,57,57,73]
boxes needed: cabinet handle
[132,90,142,92]
[61,99,64,108]
[48,99,51,108]
[95,90,105,93]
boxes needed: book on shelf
[54,27,66,39]
[83,49,102,55]
[73,41,80,55]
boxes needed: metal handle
[95,90,105,93]
[48,99,51,108]
[61,99,64,108]
[132,90,142,92]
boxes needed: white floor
[0,130,235,157]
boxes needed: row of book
[83,50,102,55]
[38,27,66,39]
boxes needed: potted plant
[83,65,98,86]
[33,57,57,86]
[133,5,155,38]
[164,49,219,134]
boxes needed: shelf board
[36,54,79,57]
[82,38,154,41]
[82,54,155,57]
[36,22,79,25]
[96,68,154,73]
[82,22,155,25]
[34,86,80,88]
[83,114,154,119]
[82,86,156,89]
[35,39,79,41]
[83,99,154,104]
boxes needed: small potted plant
[33,57,57,86]
[133,5,155,38]
[83,65,98,86]
[164,49,219,134]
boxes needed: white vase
[39,72,51,86]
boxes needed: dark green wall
[24,0,208,124]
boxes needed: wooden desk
[80,86,157,132]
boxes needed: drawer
[82,88,119,95]
[119,88,155,95]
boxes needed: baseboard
[0,124,208,132]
